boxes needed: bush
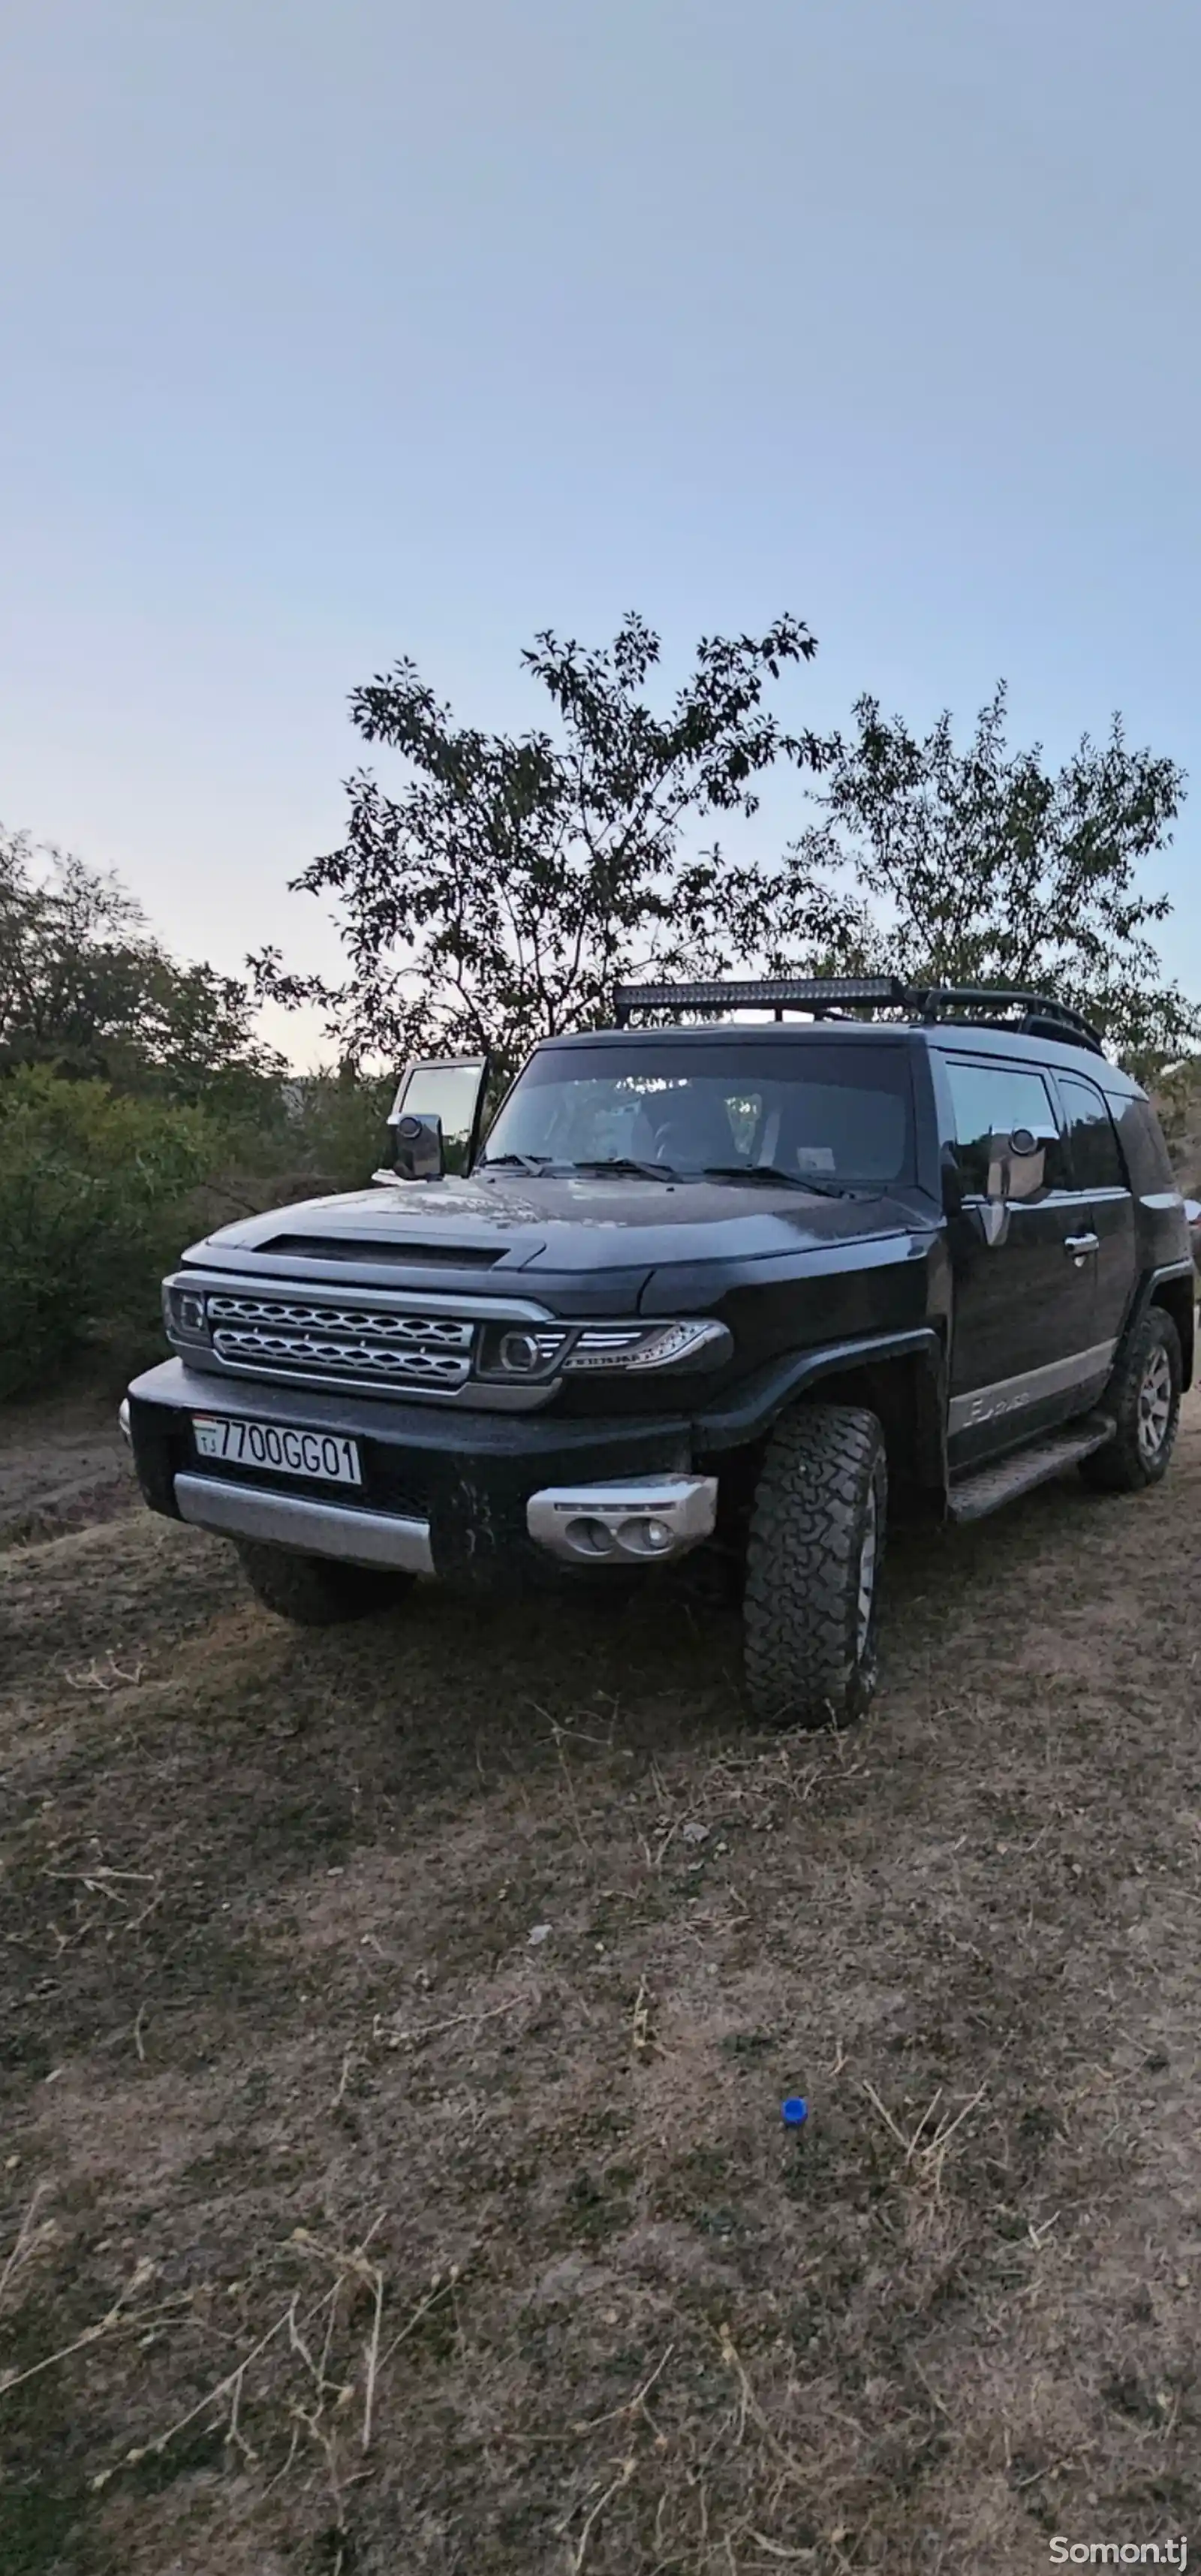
[0,1070,218,1399]
[191,1071,394,1201]
[283,1070,395,1187]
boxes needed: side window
[1058,1074,1127,1193]
[1112,1095,1175,1195]
[944,1059,1066,1200]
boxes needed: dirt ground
[0,1393,134,1550]
[2,1402,1199,2576]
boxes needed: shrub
[283,1070,395,1187]
[0,1070,218,1399]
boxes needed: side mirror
[385,1053,491,1177]
[989,1126,1046,1204]
[390,1111,444,1181]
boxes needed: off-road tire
[1079,1306,1181,1494]
[743,1403,887,1728]
[233,1541,413,1625]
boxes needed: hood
[188,1170,924,1282]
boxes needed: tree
[0,1066,217,1399]
[0,829,284,1109]
[251,614,856,1073]
[795,687,1196,1074]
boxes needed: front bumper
[126,1359,698,1583]
[174,1473,437,1572]
[171,1467,716,1573]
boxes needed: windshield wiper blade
[478,1151,556,1174]
[700,1164,850,1198]
[568,1157,680,1183]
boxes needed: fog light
[615,1515,675,1556]
[565,1516,617,1556]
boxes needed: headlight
[476,1324,572,1381]
[564,1319,732,1374]
[475,1317,731,1381]
[162,1279,208,1341]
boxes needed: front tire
[233,1541,413,1625]
[1079,1307,1181,1493]
[743,1403,887,1728]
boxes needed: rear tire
[234,1541,413,1625]
[1079,1307,1181,1493]
[743,1403,886,1728]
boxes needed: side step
[948,1414,1115,1524]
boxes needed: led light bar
[610,975,1104,1050]
[612,975,908,1023]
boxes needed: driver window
[945,1059,1066,1200]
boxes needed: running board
[948,1415,1115,1523]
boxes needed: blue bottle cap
[781,2095,808,2126]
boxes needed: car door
[941,1054,1100,1469]
[387,1056,492,1176]
[1054,1068,1137,1358]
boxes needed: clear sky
[2,0,1199,1065]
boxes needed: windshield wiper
[700,1164,850,1198]
[567,1157,680,1183]
[478,1151,557,1175]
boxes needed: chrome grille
[206,1294,474,1391]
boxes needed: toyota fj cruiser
[122,978,1195,1726]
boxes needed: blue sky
[2,0,1199,1064]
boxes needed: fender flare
[693,1326,948,1487]
[1115,1260,1196,1390]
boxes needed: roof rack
[610,976,1106,1055]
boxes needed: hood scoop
[259,1233,504,1270]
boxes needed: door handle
[1064,1232,1100,1257]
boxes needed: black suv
[123,977,1194,1726]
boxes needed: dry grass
[2,1404,1201,2571]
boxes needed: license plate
[192,1415,363,1487]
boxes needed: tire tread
[1079,1307,1181,1494]
[743,1402,886,1728]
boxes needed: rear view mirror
[390,1111,444,1181]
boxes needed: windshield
[482,1038,914,1188]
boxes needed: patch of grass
[5,1409,1201,2570]
[121,2423,227,2496]
[0,2477,93,2576]
[719,2026,777,2058]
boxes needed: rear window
[1058,1073,1127,1192]
[1112,1095,1176,1196]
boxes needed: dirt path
[0,1390,134,1547]
[2,1404,1199,2574]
